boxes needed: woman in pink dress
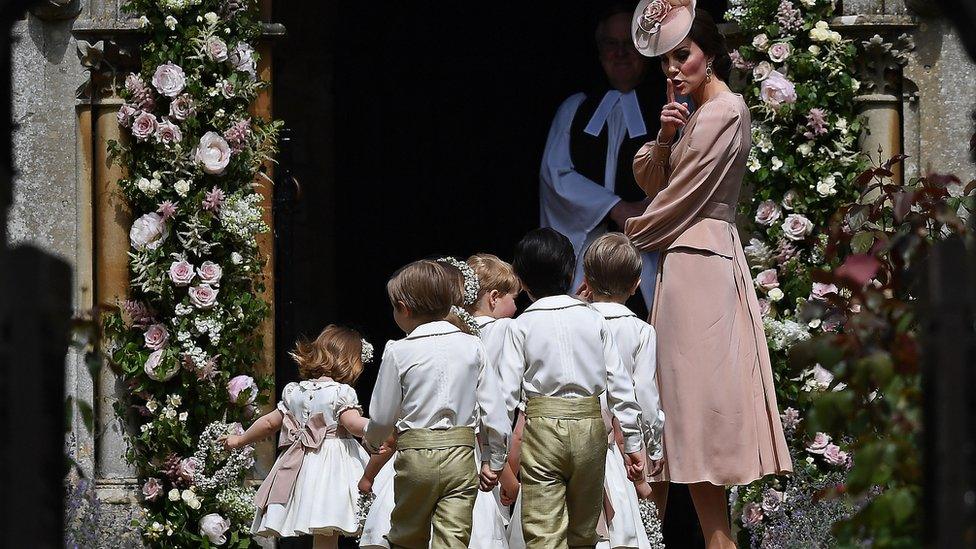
[624,3,793,548]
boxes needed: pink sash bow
[254,411,336,509]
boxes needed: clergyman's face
[597,12,647,93]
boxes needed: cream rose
[130,213,169,251]
[781,213,813,241]
[767,288,785,302]
[199,514,230,545]
[752,33,769,51]
[768,42,792,63]
[151,62,186,98]
[752,61,773,82]
[195,132,232,175]
[174,179,191,197]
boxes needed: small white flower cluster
[192,421,255,494]
[158,0,203,14]
[451,305,481,337]
[437,256,480,305]
[144,519,173,540]
[219,192,268,244]
[175,303,194,316]
[763,317,812,351]
[638,499,666,549]
[194,313,224,344]
[182,340,209,370]
[361,339,374,364]
[355,490,376,538]
[215,485,257,525]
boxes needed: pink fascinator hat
[632,0,697,57]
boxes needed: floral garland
[438,256,480,305]
[724,0,868,545]
[638,499,665,549]
[361,338,375,364]
[104,0,281,545]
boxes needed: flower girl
[223,325,373,549]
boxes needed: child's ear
[396,300,411,316]
[488,289,501,309]
[629,278,642,296]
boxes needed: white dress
[251,380,368,538]
[358,446,509,548]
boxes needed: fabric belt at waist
[697,201,735,223]
[526,395,602,419]
[397,426,476,450]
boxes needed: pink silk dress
[624,91,792,485]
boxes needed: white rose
[781,213,814,241]
[768,288,785,301]
[752,33,769,51]
[137,15,149,28]
[194,132,232,175]
[808,44,821,55]
[174,179,191,197]
[151,62,186,98]
[768,42,792,63]
[204,11,219,24]
[164,15,177,30]
[168,488,180,501]
[189,284,219,309]
[136,177,153,196]
[798,142,813,157]
[129,213,170,251]
[817,179,837,197]
[753,61,773,82]
[230,252,243,265]
[199,514,230,545]
[771,156,783,171]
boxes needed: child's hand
[220,434,243,450]
[634,480,653,500]
[500,474,520,505]
[479,464,499,492]
[626,451,645,482]
[647,458,664,477]
[358,475,374,494]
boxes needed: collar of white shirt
[589,301,638,319]
[583,89,648,139]
[404,320,461,340]
[475,315,497,328]
[524,295,588,313]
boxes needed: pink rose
[741,502,763,528]
[142,477,163,501]
[129,213,169,251]
[806,432,831,455]
[144,349,178,381]
[197,261,223,286]
[155,118,182,145]
[755,199,782,226]
[757,298,771,317]
[768,42,792,63]
[781,213,813,241]
[195,132,232,175]
[169,259,196,287]
[228,42,256,79]
[227,374,258,405]
[117,104,137,128]
[189,284,218,309]
[781,189,798,211]
[823,444,849,466]
[810,282,838,301]
[206,37,229,62]
[178,457,202,483]
[640,0,672,29]
[144,323,169,350]
[755,268,780,291]
[130,111,158,142]
[169,94,195,121]
[760,70,797,110]
[220,79,235,99]
[151,62,186,98]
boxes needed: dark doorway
[273,1,725,548]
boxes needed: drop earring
[705,60,714,82]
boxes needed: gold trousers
[388,427,478,549]
[521,396,606,549]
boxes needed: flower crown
[360,339,374,364]
[438,256,480,306]
[451,305,481,337]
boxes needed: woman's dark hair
[687,9,732,82]
[512,228,576,298]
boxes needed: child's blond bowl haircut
[466,253,522,305]
[583,232,643,298]
[290,324,366,384]
[387,259,460,319]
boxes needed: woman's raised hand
[659,79,689,145]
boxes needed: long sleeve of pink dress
[624,92,792,486]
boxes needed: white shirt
[497,295,645,453]
[590,302,665,460]
[539,91,659,309]
[364,321,511,471]
[475,315,513,372]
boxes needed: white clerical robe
[539,91,659,310]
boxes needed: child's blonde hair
[387,260,460,319]
[290,325,365,384]
[466,254,521,311]
[583,232,643,298]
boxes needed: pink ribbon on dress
[254,411,336,509]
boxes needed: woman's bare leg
[649,481,670,520]
[688,482,736,549]
[312,534,339,549]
